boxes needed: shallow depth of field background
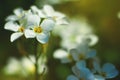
[0,0,120,80]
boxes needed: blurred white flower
[4,58,21,75]
[53,18,98,49]
[3,55,47,76]
[43,5,68,25]
[53,49,73,63]
[21,56,35,76]
[6,8,25,21]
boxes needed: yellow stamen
[34,26,42,33]
[79,53,86,60]
[18,27,24,32]
[67,54,73,61]
[101,72,106,77]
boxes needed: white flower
[30,5,46,18]
[4,21,25,42]
[70,42,96,61]
[53,49,74,63]
[4,58,21,75]
[43,5,68,25]
[24,14,55,44]
[6,8,25,21]
[53,18,98,49]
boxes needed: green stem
[35,56,39,80]
[34,41,43,80]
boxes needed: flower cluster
[4,5,68,44]
[54,40,119,80]
[53,18,98,49]
[4,55,47,76]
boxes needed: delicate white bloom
[21,57,35,76]
[30,5,46,18]
[53,49,73,63]
[4,55,47,76]
[3,58,21,75]
[70,42,96,61]
[53,18,98,49]
[24,14,55,44]
[6,8,25,21]
[4,21,24,42]
[43,5,68,25]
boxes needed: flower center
[79,53,86,60]
[101,72,106,77]
[80,78,85,80]
[67,54,73,61]
[18,27,24,32]
[53,16,57,20]
[34,26,42,33]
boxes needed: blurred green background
[0,0,120,80]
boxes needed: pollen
[18,27,24,32]
[34,26,42,33]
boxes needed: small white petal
[43,5,54,17]
[41,19,55,31]
[56,19,69,25]
[26,14,41,27]
[36,33,50,44]
[10,32,23,42]
[31,5,45,18]
[24,29,36,38]
[53,49,68,59]
[54,12,65,20]
[6,15,18,21]
[14,8,23,16]
[4,22,19,32]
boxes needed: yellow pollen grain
[34,26,42,33]
[18,27,24,32]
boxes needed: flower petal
[26,14,41,27]
[43,5,54,17]
[76,60,86,69]
[31,5,45,18]
[53,49,68,59]
[54,12,65,20]
[72,66,81,78]
[10,32,23,42]
[102,63,119,78]
[87,49,96,58]
[41,19,55,31]
[24,29,36,38]
[4,22,19,32]
[36,33,50,44]
[93,60,101,73]
[6,15,18,21]
[13,8,23,16]
[67,75,79,80]
[70,49,79,61]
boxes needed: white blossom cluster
[4,5,68,44]
[54,41,119,80]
